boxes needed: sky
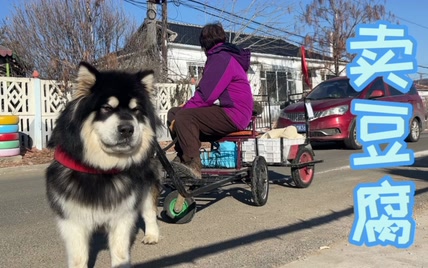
[1,0,427,79]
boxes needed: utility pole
[146,0,157,48]
[161,0,168,75]
[146,0,167,80]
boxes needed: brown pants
[167,106,238,161]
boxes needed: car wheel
[344,122,362,150]
[406,118,421,142]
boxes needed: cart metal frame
[157,98,323,223]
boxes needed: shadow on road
[408,155,428,169]
[86,155,428,268]
[155,168,301,223]
[130,154,428,268]
[86,184,428,268]
[133,188,428,267]
[311,141,344,150]
[132,206,355,268]
[310,141,363,151]
[383,155,428,182]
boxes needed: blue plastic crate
[200,141,237,168]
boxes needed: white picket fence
[0,77,194,149]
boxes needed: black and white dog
[46,62,160,268]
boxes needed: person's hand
[169,120,176,133]
[179,103,185,107]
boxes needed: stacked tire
[0,115,20,157]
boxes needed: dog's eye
[132,106,142,113]
[101,105,114,113]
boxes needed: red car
[276,76,427,149]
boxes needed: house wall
[167,43,346,102]
[168,44,206,82]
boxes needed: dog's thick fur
[46,62,160,268]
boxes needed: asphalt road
[1,134,428,268]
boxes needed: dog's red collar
[54,146,120,174]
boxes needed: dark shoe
[171,161,202,179]
[187,158,202,179]
[183,157,202,179]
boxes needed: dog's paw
[141,234,159,244]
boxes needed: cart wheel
[291,147,315,188]
[251,156,269,206]
[163,190,196,224]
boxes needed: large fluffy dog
[46,62,160,268]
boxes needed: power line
[185,0,307,41]
[126,0,428,47]
[182,0,428,69]
[395,16,428,31]
[178,0,340,56]
[123,0,333,55]
[125,0,428,69]
[123,0,147,8]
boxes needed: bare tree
[163,0,298,84]
[2,0,144,83]
[120,18,165,82]
[0,25,5,44]
[296,0,397,76]
[184,0,296,51]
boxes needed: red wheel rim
[0,133,19,141]
[299,152,314,183]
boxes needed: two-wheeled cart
[156,99,323,223]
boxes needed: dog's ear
[138,70,155,93]
[75,62,98,99]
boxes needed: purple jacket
[182,42,253,130]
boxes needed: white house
[164,22,346,107]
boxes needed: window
[261,70,297,104]
[266,71,277,103]
[267,71,286,104]
[320,70,327,81]
[277,72,288,101]
[389,83,418,96]
[306,79,359,100]
[188,64,204,81]
[365,78,385,98]
[389,85,404,96]
[409,84,418,95]
[288,71,297,96]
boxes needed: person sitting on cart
[167,22,254,179]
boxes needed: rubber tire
[291,147,315,188]
[163,190,196,224]
[0,115,19,125]
[0,148,20,157]
[344,121,362,150]
[251,156,269,206]
[406,118,421,142]
[0,133,19,141]
[0,125,19,134]
[0,140,20,149]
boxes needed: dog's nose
[118,124,134,139]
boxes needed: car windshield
[306,79,359,100]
